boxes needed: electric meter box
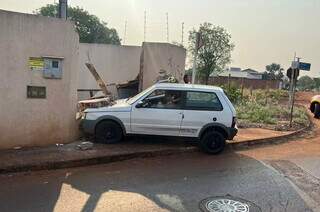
[43,57,63,79]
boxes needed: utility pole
[166,13,169,43]
[192,32,202,84]
[58,0,68,20]
[181,22,184,46]
[123,20,127,45]
[144,11,147,42]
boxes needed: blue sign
[299,62,311,71]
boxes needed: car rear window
[185,91,223,111]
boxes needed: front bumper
[79,119,96,135]
[227,127,238,140]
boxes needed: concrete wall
[78,42,187,93]
[0,10,79,149]
[78,43,142,90]
[140,42,186,90]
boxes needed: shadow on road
[0,147,311,212]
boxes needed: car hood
[85,99,131,113]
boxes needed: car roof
[153,83,224,92]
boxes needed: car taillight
[232,117,237,128]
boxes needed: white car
[80,83,238,154]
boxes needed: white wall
[0,10,79,149]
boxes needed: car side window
[141,89,183,109]
[185,91,223,111]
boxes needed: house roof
[242,68,259,73]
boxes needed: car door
[130,89,184,136]
[180,91,229,137]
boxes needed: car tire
[199,131,226,154]
[95,120,123,144]
[314,103,320,119]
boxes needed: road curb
[230,107,313,149]
[229,125,310,149]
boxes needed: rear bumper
[227,127,238,140]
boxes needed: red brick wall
[208,76,281,89]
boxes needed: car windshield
[126,85,154,104]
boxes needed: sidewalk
[0,128,300,174]
[233,128,292,143]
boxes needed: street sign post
[286,68,299,80]
[288,56,311,128]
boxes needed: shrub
[236,101,276,124]
[236,100,309,126]
[221,85,242,104]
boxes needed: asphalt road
[0,143,318,212]
[0,95,319,212]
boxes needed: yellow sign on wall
[28,57,44,70]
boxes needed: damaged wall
[78,42,186,96]
[78,43,142,90]
[139,42,186,90]
[0,10,79,149]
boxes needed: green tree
[263,63,284,80]
[189,23,234,85]
[297,76,316,91]
[314,78,320,91]
[35,4,121,44]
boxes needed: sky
[1,0,319,77]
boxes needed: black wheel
[95,120,123,144]
[315,103,320,119]
[199,131,226,154]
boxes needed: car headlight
[81,112,87,119]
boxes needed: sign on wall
[28,57,44,71]
[27,86,46,99]
[28,57,63,79]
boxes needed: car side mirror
[135,100,144,108]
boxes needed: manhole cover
[199,196,261,212]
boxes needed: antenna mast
[181,22,184,46]
[123,20,127,45]
[144,11,147,42]
[166,12,169,42]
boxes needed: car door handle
[179,112,184,119]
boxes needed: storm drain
[199,196,261,212]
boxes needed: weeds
[229,88,309,128]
